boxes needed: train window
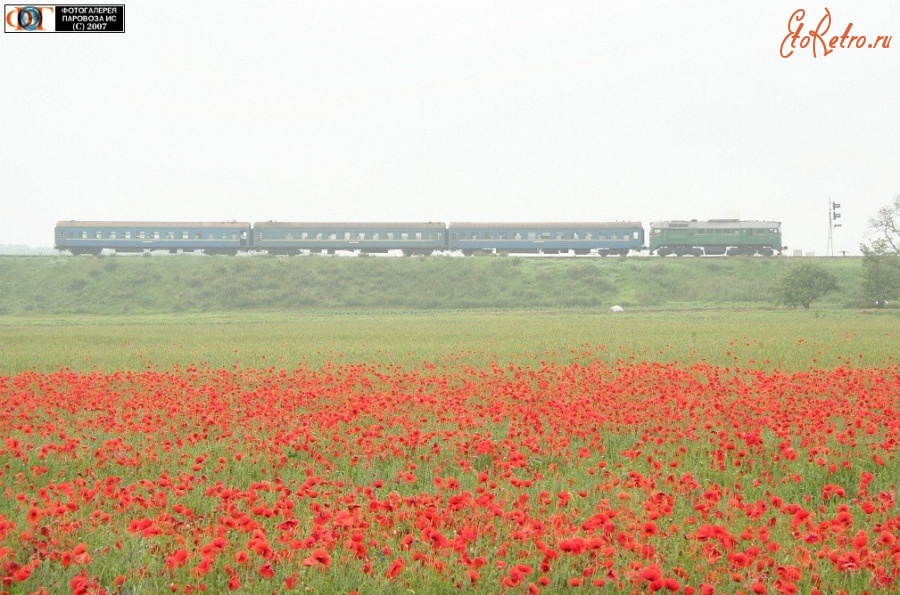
[401,233,409,240]
[540,233,550,240]
[167,232,175,239]
[499,233,507,240]
[153,232,161,239]
[633,232,639,240]
[358,232,366,240]
[556,233,564,240]
[124,232,131,239]
[195,233,202,239]
[373,232,380,240]
[231,232,238,239]
[182,232,189,239]
[209,233,215,239]
[415,232,422,240]
[109,231,117,239]
[572,232,579,240]
[329,233,337,240]
[611,233,618,239]
[344,232,352,240]
[585,233,593,240]
[514,233,522,240]
[653,229,661,234]
[315,233,323,240]
[94,231,102,239]
[387,232,394,240]
[139,232,146,239]
[470,232,479,240]
[528,232,536,240]
[81,231,88,239]
[485,232,493,240]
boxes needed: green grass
[0,254,870,316]
[1,309,897,373]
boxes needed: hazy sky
[3,1,898,254]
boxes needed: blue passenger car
[54,221,251,255]
[447,222,644,255]
[252,222,447,255]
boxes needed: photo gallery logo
[781,7,892,58]
[5,4,124,32]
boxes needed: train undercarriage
[655,245,777,257]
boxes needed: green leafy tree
[867,194,900,253]
[772,261,838,309]
[861,195,900,306]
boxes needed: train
[54,219,784,257]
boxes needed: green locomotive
[649,220,782,257]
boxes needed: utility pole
[827,200,842,256]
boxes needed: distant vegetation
[0,254,870,316]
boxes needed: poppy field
[0,311,898,594]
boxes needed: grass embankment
[0,255,866,315]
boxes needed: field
[1,289,898,593]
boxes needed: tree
[867,193,900,254]
[860,244,900,306]
[772,261,838,309]
[861,195,900,306]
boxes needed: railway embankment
[0,254,866,316]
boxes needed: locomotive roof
[253,222,447,228]
[650,220,780,229]
[448,222,643,229]
[56,221,251,228]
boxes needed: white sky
[2,1,898,254]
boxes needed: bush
[772,261,838,309]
